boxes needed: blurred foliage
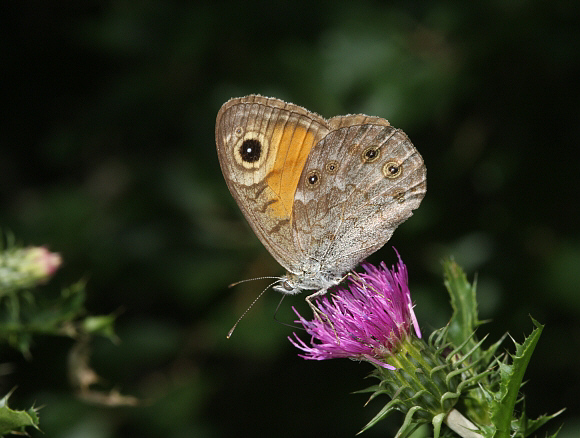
[1,0,579,437]
[0,237,122,435]
[0,389,39,436]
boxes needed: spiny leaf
[0,390,40,435]
[522,408,565,436]
[490,318,543,438]
[443,259,482,354]
[511,399,565,438]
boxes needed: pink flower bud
[23,247,62,282]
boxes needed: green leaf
[0,390,40,435]
[490,318,543,438]
[82,314,118,342]
[443,258,482,354]
[521,408,565,436]
[510,398,565,438]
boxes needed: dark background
[1,1,579,437]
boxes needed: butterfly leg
[305,273,352,325]
[305,288,342,340]
[306,289,344,343]
[305,272,351,313]
[305,288,329,321]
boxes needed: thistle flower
[289,252,489,437]
[289,252,420,369]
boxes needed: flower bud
[0,246,62,291]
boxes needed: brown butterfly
[216,95,426,305]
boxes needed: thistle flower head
[289,251,420,369]
[23,247,62,281]
[0,246,62,292]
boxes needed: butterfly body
[216,95,426,297]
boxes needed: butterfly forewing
[215,95,330,272]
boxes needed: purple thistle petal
[289,250,420,368]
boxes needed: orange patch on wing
[266,125,315,219]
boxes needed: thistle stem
[445,409,482,438]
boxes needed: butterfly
[216,95,426,305]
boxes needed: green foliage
[357,260,563,437]
[479,319,565,438]
[444,257,482,352]
[0,238,116,355]
[442,260,563,437]
[0,390,39,436]
[0,236,118,435]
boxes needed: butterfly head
[273,274,304,295]
[273,270,345,296]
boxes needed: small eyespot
[392,189,405,204]
[383,161,402,179]
[324,161,339,174]
[362,146,380,163]
[234,126,244,137]
[305,170,321,188]
[239,139,262,163]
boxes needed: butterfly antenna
[228,276,282,288]
[227,279,281,339]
